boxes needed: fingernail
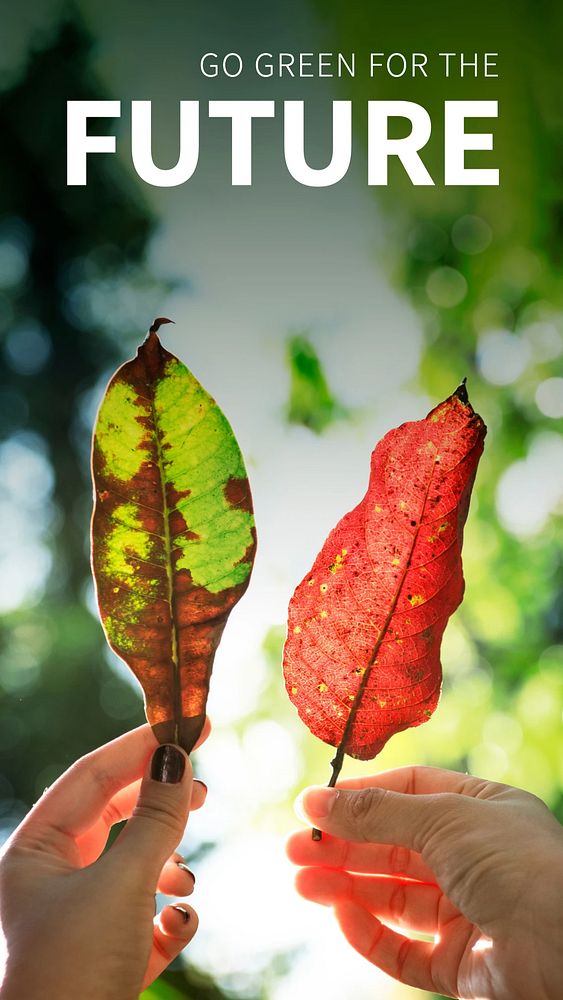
[172,904,191,923]
[177,862,196,885]
[194,779,208,795]
[151,745,186,783]
[295,786,339,822]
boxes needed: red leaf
[283,383,486,766]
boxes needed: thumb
[299,784,466,854]
[110,744,193,881]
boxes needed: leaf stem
[311,746,346,840]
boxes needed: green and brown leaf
[91,320,256,753]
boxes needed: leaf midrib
[329,448,439,777]
[149,385,181,745]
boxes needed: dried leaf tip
[453,377,469,404]
[149,317,175,335]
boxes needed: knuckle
[133,800,185,839]
[64,757,88,784]
[71,757,115,800]
[389,843,411,875]
[154,931,179,961]
[343,788,385,840]
[102,800,124,828]
[466,776,498,799]
[395,937,411,979]
[389,882,407,923]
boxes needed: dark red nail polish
[176,862,196,885]
[172,905,191,923]
[151,745,185,783]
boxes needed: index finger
[16,718,211,844]
[334,765,496,798]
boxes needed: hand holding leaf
[284,383,486,831]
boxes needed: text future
[67,100,499,188]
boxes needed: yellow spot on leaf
[320,583,328,593]
[291,686,298,695]
[374,504,383,513]
[408,594,424,607]
[328,548,347,574]
[293,625,302,634]
[391,557,400,566]
[319,609,328,619]
[438,522,449,534]
[318,682,328,693]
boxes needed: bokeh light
[426,266,467,308]
[522,319,563,362]
[535,377,563,418]
[496,433,563,536]
[451,214,492,255]
[0,217,30,289]
[3,320,52,375]
[0,433,54,611]
[477,329,531,385]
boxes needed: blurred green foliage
[286,333,347,433]
[142,968,240,1000]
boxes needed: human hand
[288,767,563,1000]
[0,723,210,1000]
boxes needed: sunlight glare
[472,936,494,953]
